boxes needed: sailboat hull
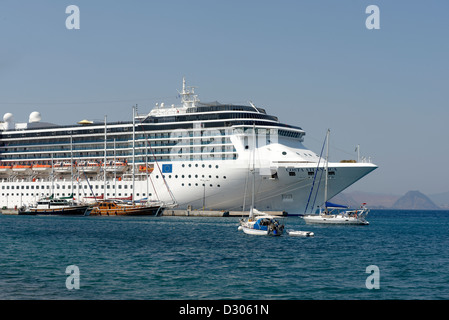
[302,214,369,225]
[241,226,270,235]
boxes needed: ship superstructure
[0,79,377,213]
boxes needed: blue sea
[1,210,449,300]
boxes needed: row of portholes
[182,163,220,169]
[182,183,221,188]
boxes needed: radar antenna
[177,77,199,108]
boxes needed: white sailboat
[238,125,285,236]
[302,130,370,225]
[302,201,370,225]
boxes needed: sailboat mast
[104,115,107,201]
[51,153,54,198]
[132,105,136,204]
[70,134,73,203]
[324,129,330,207]
[249,123,256,219]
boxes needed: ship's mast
[179,77,199,108]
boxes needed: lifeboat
[53,162,73,174]
[12,164,32,175]
[103,161,128,173]
[32,164,52,174]
[0,165,13,176]
[139,165,154,174]
[77,161,100,173]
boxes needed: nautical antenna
[177,77,199,108]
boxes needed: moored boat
[90,200,163,216]
[19,198,92,216]
[239,211,285,236]
[302,202,370,225]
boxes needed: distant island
[391,191,440,210]
[331,190,447,210]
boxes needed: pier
[1,207,287,217]
[161,209,287,217]
[1,209,19,215]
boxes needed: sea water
[1,210,449,300]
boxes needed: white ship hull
[0,159,376,215]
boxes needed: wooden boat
[90,200,163,216]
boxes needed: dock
[1,207,288,217]
[1,209,19,215]
[162,209,287,217]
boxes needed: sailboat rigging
[238,124,285,236]
[302,130,370,225]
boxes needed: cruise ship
[0,79,377,214]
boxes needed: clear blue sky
[1,1,448,196]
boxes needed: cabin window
[289,172,296,176]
